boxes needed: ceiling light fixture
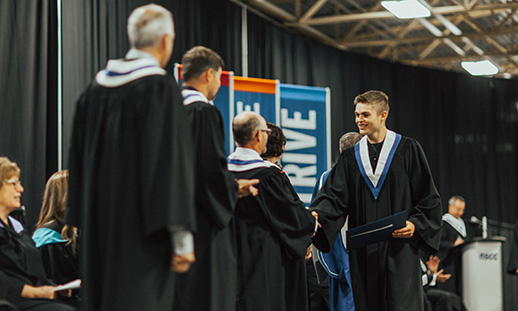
[381,0,431,19]
[461,60,499,76]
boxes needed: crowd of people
[3,3,517,311]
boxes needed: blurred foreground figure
[67,4,195,311]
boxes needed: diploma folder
[346,211,408,250]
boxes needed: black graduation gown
[34,222,79,285]
[67,72,195,311]
[232,166,315,311]
[0,218,76,311]
[310,136,442,311]
[506,219,518,274]
[435,220,466,294]
[173,92,238,311]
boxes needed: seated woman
[32,170,79,286]
[0,157,76,311]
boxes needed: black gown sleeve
[258,169,315,259]
[38,243,79,285]
[66,88,88,228]
[309,153,350,253]
[0,271,24,301]
[437,224,458,260]
[138,77,196,236]
[188,103,237,230]
[406,139,443,254]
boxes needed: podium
[461,237,506,311]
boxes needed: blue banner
[279,84,331,205]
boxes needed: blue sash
[354,130,401,200]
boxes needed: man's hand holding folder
[346,211,409,250]
[392,220,415,239]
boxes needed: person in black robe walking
[66,5,196,311]
[228,112,317,311]
[173,46,258,311]
[310,90,442,311]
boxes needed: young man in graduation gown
[436,195,468,294]
[173,46,258,311]
[66,5,196,311]
[310,90,442,311]
[227,112,318,311]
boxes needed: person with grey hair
[228,112,318,311]
[435,195,468,295]
[174,46,258,311]
[66,4,195,311]
[339,132,363,153]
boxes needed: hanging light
[461,60,499,76]
[381,0,431,19]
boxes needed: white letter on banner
[282,153,317,164]
[283,164,317,187]
[281,109,317,129]
[237,101,260,114]
[283,129,317,151]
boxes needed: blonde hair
[354,90,390,115]
[35,170,77,253]
[0,157,20,191]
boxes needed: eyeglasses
[259,128,272,135]
[5,178,22,187]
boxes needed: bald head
[233,112,265,146]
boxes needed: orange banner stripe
[233,77,277,94]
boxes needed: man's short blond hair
[354,90,389,115]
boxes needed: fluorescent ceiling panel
[381,0,431,19]
[461,60,499,76]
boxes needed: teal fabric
[32,228,67,248]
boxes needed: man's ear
[204,68,214,82]
[380,111,388,122]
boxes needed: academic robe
[0,216,76,311]
[310,134,442,311]
[228,148,315,311]
[312,169,355,311]
[67,54,195,311]
[435,217,467,294]
[506,219,518,274]
[173,88,238,311]
[32,221,79,285]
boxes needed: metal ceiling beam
[244,0,346,49]
[459,14,518,70]
[299,0,328,23]
[399,47,518,64]
[342,25,518,48]
[298,3,518,25]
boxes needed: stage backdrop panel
[279,84,331,204]
[175,64,331,204]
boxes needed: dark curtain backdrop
[60,0,518,225]
[0,0,57,229]
[3,0,518,308]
